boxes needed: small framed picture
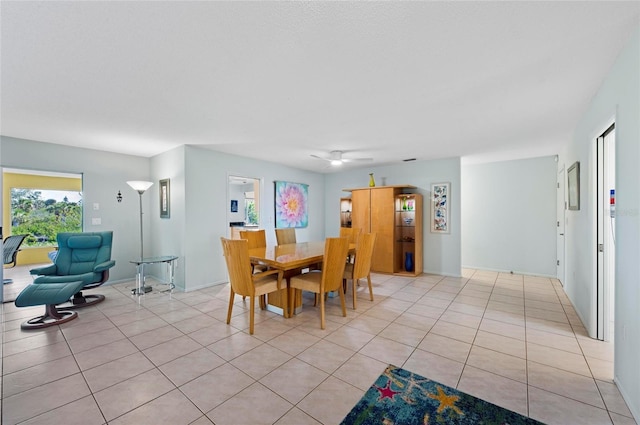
[568,161,580,211]
[159,178,170,218]
[230,199,238,213]
[431,182,450,233]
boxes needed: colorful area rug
[341,365,545,425]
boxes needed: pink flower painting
[275,181,308,228]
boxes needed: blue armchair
[30,231,116,308]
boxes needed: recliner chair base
[57,292,106,310]
[14,280,87,330]
[21,304,78,330]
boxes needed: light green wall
[562,25,639,419]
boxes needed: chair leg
[338,288,347,317]
[249,295,255,335]
[319,291,325,330]
[282,288,288,319]
[352,278,357,309]
[226,291,235,324]
[367,274,374,301]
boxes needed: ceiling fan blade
[310,154,331,162]
[342,157,373,163]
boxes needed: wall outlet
[93,203,100,210]
[92,218,101,225]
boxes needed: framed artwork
[274,180,308,228]
[431,182,450,233]
[230,199,238,213]
[568,161,580,210]
[159,178,170,218]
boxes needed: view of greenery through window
[11,188,83,247]
[245,199,258,225]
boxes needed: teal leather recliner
[16,231,115,329]
[30,231,116,308]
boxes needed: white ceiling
[1,1,638,173]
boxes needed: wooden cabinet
[344,185,422,275]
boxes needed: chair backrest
[352,233,377,280]
[339,227,361,245]
[3,234,28,267]
[321,237,350,293]
[54,232,113,276]
[275,228,296,245]
[239,229,267,249]
[220,237,255,297]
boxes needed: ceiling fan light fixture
[331,159,343,166]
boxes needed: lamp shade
[127,180,154,193]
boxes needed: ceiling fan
[310,150,373,166]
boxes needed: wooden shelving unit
[394,193,423,276]
[342,185,422,276]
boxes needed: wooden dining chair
[339,227,361,263]
[288,237,350,329]
[239,229,268,273]
[275,228,296,245]
[220,237,286,334]
[343,232,377,309]
[339,227,361,245]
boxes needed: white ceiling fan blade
[342,157,373,163]
[310,154,331,162]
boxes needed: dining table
[247,241,354,317]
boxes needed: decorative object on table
[274,180,309,228]
[159,178,170,218]
[230,199,238,213]
[340,365,544,425]
[567,161,580,211]
[431,182,450,234]
[369,173,376,187]
[404,252,414,272]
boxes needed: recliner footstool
[15,281,87,329]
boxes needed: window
[10,188,83,247]
[245,193,258,225]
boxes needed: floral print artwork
[275,181,309,228]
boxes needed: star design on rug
[375,380,402,401]
[427,385,463,416]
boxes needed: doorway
[556,165,565,285]
[227,175,261,237]
[596,124,616,341]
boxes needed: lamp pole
[127,181,153,295]
[136,189,145,260]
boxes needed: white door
[556,167,565,285]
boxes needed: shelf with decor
[394,193,422,276]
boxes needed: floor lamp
[127,180,153,294]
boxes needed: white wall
[0,136,151,283]
[562,26,639,419]
[324,157,462,277]
[182,146,326,291]
[149,146,186,290]
[462,156,557,276]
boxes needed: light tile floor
[1,267,637,425]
